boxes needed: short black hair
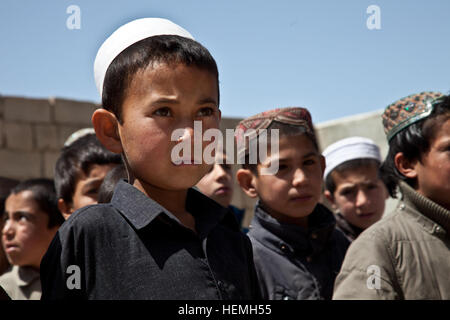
[324,158,381,194]
[241,122,319,174]
[102,35,220,123]
[380,95,450,197]
[9,178,64,228]
[0,177,19,215]
[54,133,122,204]
[97,164,127,204]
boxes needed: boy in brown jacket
[333,92,450,299]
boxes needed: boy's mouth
[358,212,375,218]
[289,194,313,202]
[214,186,230,195]
[4,243,20,253]
[172,159,201,166]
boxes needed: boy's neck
[260,202,309,229]
[133,179,196,232]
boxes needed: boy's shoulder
[58,202,121,238]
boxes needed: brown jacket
[333,181,450,300]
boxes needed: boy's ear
[57,198,73,220]
[319,155,326,178]
[323,190,337,208]
[236,169,258,198]
[92,109,123,154]
[394,152,418,179]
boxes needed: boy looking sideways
[54,130,122,219]
[322,137,388,241]
[236,107,350,300]
[195,150,247,230]
[40,18,260,300]
[333,92,450,299]
[1,179,64,299]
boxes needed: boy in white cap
[322,137,388,241]
[40,18,261,299]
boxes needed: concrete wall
[0,95,397,226]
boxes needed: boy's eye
[153,107,172,117]
[197,107,215,117]
[367,183,378,190]
[304,159,316,165]
[340,188,355,196]
[86,188,99,196]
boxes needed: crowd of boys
[0,18,449,300]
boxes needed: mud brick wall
[0,96,98,180]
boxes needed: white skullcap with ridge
[94,18,194,98]
[322,136,382,180]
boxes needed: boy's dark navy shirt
[248,201,350,300]
[40,180,261,300]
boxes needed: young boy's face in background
[327,164,387,229]
[253,134,325,226]
[196,152,233,207]
[2,191,58,270]
[71,163,118,211]
[413,118,450,210]
[118,62,220,192]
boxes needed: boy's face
[118,62,220,193]
[71,163,118,211]
[196,152,233,207]
[413,118,450,210]
[252,134,325,225]
[2,191,58,269]
[59,163,117,219]
[326,164,387,229]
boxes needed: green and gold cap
[382,91,444,141]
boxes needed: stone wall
[0,95,396,227]
[0,96,98,180]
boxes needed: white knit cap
[322,137,382,180]
[94,18,194,98]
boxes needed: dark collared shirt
[40,181,261,300]
[248,202,350,300]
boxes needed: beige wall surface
[0,96,397,226]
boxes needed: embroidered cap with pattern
[382,91,444,141]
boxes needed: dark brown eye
[197,107,214,117]
[153,107,172,117]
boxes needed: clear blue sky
[1,0,449,123]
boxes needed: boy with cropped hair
[40,18,260,299]
[333,92,450,299]
[1,178,64,299]
[322,137,388,241]
[236,107,350,300]
[54,129,122,219]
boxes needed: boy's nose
[2,221,14,239]
[176,126,195,142]
[292,168,307,186]
[355,190,370,208]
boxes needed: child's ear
[92,109,123,154]
[323,190,337,208]
[57,198,73,220]
[394,152,418,179]
[236,169,258,198]
[319,155,326,178]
